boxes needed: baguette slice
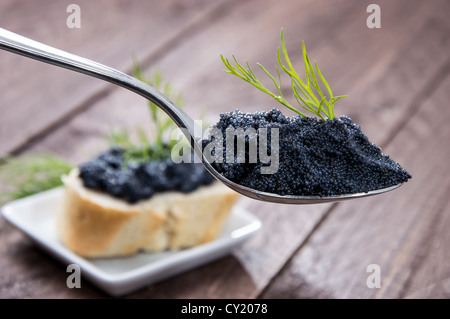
[57,168,239,258]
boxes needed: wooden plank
[405,277,450,299]
[1,0,447,298]
[0,0,219,156]
[260,58,450,298]
[375,74,450,298]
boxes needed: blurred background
[1,0,449,298]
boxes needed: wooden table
[1,0,449,299]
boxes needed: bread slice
[57,168,239,258]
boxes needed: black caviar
[202,108,411,196]
[78,148,215,204]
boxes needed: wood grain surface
[0,0,449,299]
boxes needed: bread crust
[57,168,238,257]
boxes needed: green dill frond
[109,61,189,164]
[0,152,73,205]
[132,61,184,149]
[221,28,347,119]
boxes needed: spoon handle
[0,27,196,145]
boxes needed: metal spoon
[0,28,402,204]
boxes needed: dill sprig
[221,28,347,120]
[0,152,73,205]
[109,61,186,162]
[132,60,184,149]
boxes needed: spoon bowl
[0,28,402,204]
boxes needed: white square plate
[1,188,261,296]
